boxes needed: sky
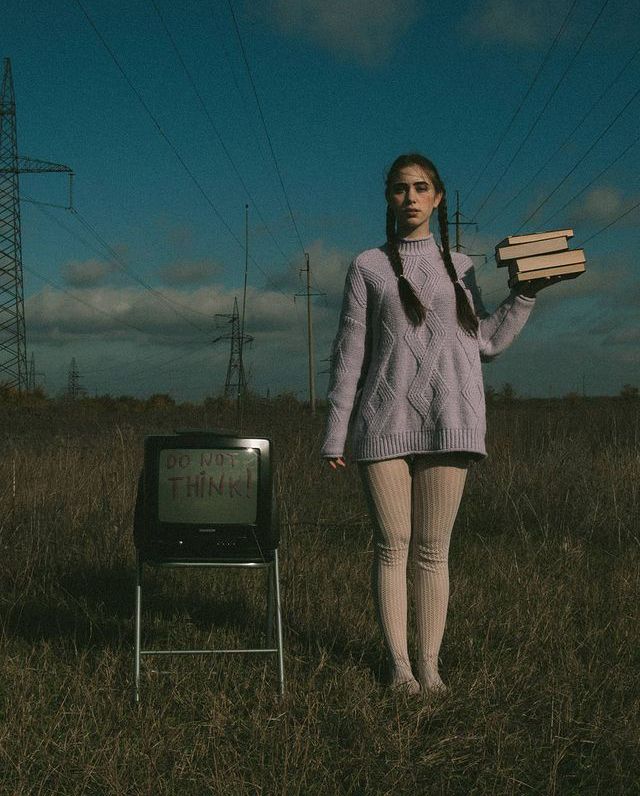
[1,0,639,400]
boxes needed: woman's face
[387,164,442,239]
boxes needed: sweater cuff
[511,290,536,304]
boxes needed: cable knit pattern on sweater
[321,235,536,461]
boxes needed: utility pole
[238,205,249,412]
[295,252,322,415]
[0,57,73,392]
[449,190,483,256]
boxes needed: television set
[134,430,277,562]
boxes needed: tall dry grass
[0,396,638,794]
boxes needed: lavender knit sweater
[321,236,535,461]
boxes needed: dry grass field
[0,395,638,795]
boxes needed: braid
[384,152,479,333]
[386,206,426,326]
[437,194,479,335]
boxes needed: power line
[22,260,173,340]
[22,194,102,253]
[461,0,578,208]
[482,42,640,228]
[149,0,294,269]
[25,198,217,334]
[472,0,613,220]
[82,346,214,388]
[73,0,293,302]
[576,199,640,246]
[71,207,213,331]
[540,133,640,227]
[81,343,211,375]
[517,83,640,230]
[226,0,307,256]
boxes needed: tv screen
[158,447,259,525]
[136,431,276,560]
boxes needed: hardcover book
[496,228,574,247]
[496,235,570,264]
[508,261,585,288]
[506,248,585,273]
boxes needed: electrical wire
[461,0,578,208]
[22,195,102,253]
[540,133,640,227]
[73,0,293,302]
[80,343,211,375]
[149,0,294,269]
[226,0,307,257]
[82,346,214,387]
[71,207,214,331]
[517,83,640,230]
[472,0,613,220]
[23,260,169,340]
[25,204,218,347]
[576,199,640,245]
[482,42,640,228]
[24,197,219,335]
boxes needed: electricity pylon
[213,296,253,401]
[67,357,85,400]
[27,351,41,391]
[0,57,73,391]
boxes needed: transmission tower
[0,57,73,391]
[213,296,253,400]
[27,351,35,391]
[67,357,85,400]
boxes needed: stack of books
[495,229,586,288]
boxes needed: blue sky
[2,0,639,399]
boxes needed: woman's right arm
[320,259,369,462]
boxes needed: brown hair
[385,153,478,334]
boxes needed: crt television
[134,430,277,561]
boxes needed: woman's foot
[418,663,448,695]
[389,675,421,695]
[388,666,420,695]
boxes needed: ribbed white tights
[359,454,468,692]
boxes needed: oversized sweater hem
[350,428,487,462]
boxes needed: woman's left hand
[516,274,565,298]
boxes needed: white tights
[359,454,468,691]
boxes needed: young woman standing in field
[321,153,556,695]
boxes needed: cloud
[26,285,223,343]
[567,186,640,227]
[463,0,559,47]
[61,258,112,288]
[24,280,311,344]
[159,259,223,287]
[23,241,359,399]
[254,0,420,66]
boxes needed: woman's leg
[411,454,468,692]
[359,457,417,691]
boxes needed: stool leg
[134,554,142,704]
[266,562,275,647]
[273,550,285,696]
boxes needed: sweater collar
[396,235,440,256]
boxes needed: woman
[321,153,556,695]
